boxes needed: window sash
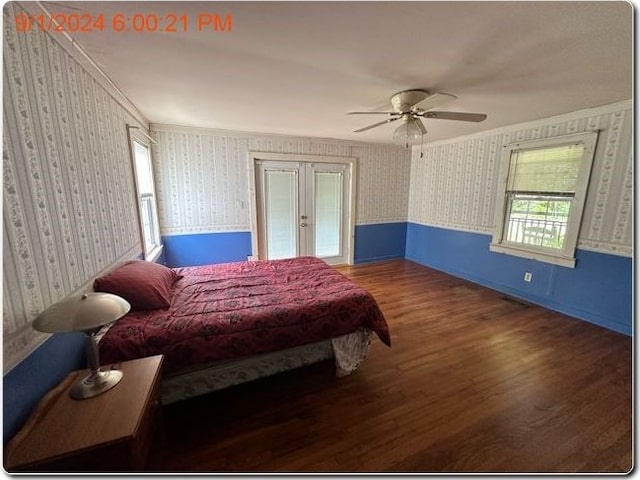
[502,193,573,251]
[140,193,160,249]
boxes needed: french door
[255,160,352,265]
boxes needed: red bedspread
[100,257,390,373]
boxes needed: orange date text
[14,12,233,33]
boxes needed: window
[490,132,598,268]
[131,138,162,261]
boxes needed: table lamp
[32,292,131,400]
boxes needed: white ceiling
[51,1,632,144]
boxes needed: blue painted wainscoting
[3,334,86,443]
[162,231,253,267]
[405,222,632,336]
[354,222,407,264]
[163,224,407,267]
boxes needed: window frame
[128,131,163,262]
[490,131,598,268]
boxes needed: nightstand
[5,355,164,472]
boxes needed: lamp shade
[393,118,424,147]
[33,292,131,333]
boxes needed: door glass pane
[314,171,342,258]
[264,170,297,259]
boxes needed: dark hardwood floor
[150,260,632,473]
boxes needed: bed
[95,257,390,404]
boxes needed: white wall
[408,100,633,257]
[3,3,147,371]
[150,125,411,235]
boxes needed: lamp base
[69,368,123,400]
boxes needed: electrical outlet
[524,272,532,282]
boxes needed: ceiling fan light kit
[393,117,424,148]
[348,89,487,147]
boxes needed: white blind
[314,171,342,257]
[264,170,297,259]
[508,143,585,193]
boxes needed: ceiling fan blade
[347,111,397,115]
[414,118,427,135]
[411,92,457,112]
[424,111,487,122]
[354,116,401,133]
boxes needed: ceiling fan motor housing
[390,89,430,112]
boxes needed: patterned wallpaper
[150,125,411,235]
[408,101,633,257]
[3,3,145,371]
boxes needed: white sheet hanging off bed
[160,328,372,405]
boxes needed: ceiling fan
[348,89,487,147]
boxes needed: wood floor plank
[151,260,631,473]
